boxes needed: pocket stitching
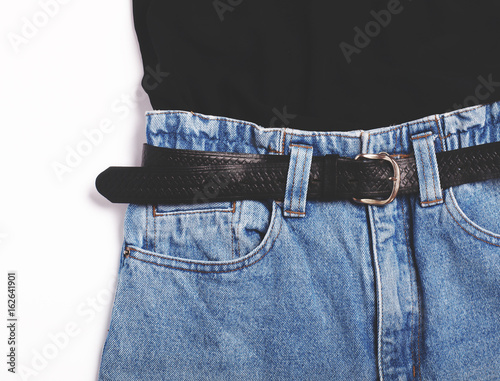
[444,202,500,248]
[448,187,500,239]
[126,202,283,272]
[153,202,236,217]
[126,213,283,273]
[445,187,500,246]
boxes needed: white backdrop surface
[1,1,151,380]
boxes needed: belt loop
[283,144,314,218]
[410,131,444,207]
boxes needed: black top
[133,0,500,131]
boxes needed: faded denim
[98,102,500,380]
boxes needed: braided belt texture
[95,141,500,204]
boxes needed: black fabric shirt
[133,0,500,131]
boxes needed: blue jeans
[98,102,500,380]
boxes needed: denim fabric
[98,102,500,380]
[283,144,314,218]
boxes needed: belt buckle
[352,152,401,206]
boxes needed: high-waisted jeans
[98,102,500,380]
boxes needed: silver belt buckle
[352,152,401,206]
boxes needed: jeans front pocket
[444,178,500,248]
[123,200,283,273]
[153,201,236,262]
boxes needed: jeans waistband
[145,102,500,157]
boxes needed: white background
[1,1,150,379]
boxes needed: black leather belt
[96,141,500,205]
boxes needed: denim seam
[365,114,451,151]
[153,207,157,252]
[397,125,408,159]
[147,103,484,128]
[442,104,484,118]
[434,116,445,149]
[440,121,495,145]
[127,206,281,266]
[368,206,384,381]
[151,136,273,153]
[401,200,416,379]
[268,145,281,154]
[148,104,488,155]
[297,160,307,211]
[152,204,235,217]
[445,204,500,247]
[297,147,312,210]
[281,130,360,155]
[397,127,401,155]
[377,236,384,380]
[284,130,361,138]
[290,144,314,150]
[125,215,284,273]
[148,131,279,154]
[237,201,243,258]
[98,244,127,376]
[280,116,495,156]
[147,110,281,132]
[145,204,148,250]
[420,149,430,203]
[411,133,435,204]
[416,142,430,203]
[431,116,444,151]
[452,205,500,239]
[420,199,444,205]
[379,250,384,380]
[288,144,313,213]
[284,210,306,215]
[367,121,424,144]
[445,190,500,243]
[287,145,300,212]
[431,104,486,146]
[411,132,433,140]
[424,132,440,203]
[230,202,235,259]
[366,124,402,151]
[417,282,422,380]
